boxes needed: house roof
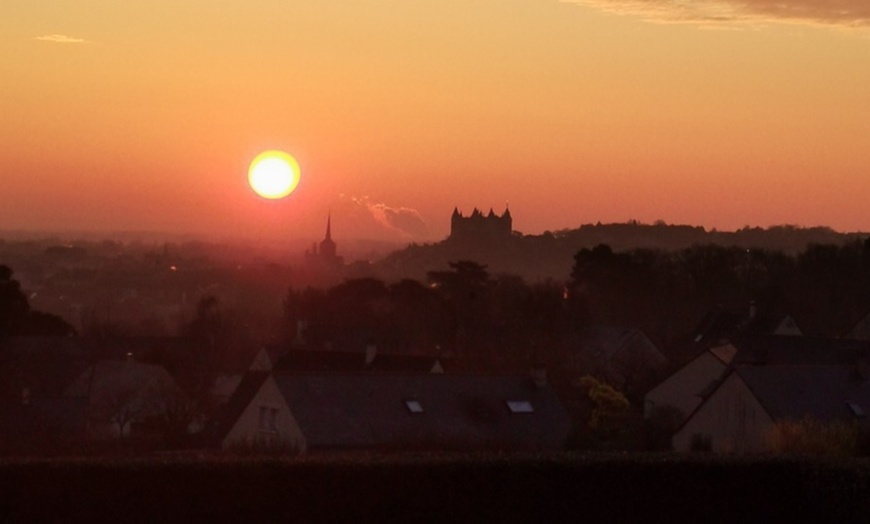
[567,326,665,362]
[0,396,88,441]
[737,365,870,423]
[731,335,870,366]
[271,373,570,451]
[690,309,798,347]
[212,371,270,441]
[845,311,870,341]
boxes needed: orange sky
[2,1,870,244]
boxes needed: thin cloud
[562,0,870,27]
[340,195,430,240]
[35,34,88,44]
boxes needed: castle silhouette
[450,206,512,242]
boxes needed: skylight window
[506,400,534,413]
[405,400,424,414]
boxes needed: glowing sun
[248,150,300,199]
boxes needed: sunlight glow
[248,150,300,200]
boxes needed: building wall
[644,351,727,421]
[222,376,307,453]
[672,372,774,454]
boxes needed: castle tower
[449,205,512,242]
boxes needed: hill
[378,222,867,281]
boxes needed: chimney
[748,300,757,319]
[530,366,547,388]
[21,387,31,406]
[365,343,377,366]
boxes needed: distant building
[305,215,344,268]
[449,206,512,242]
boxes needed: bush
[767,417,858,457]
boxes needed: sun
[248,150,300,199]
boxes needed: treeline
[289,239,870,368]
[284,261,568,368]
[570,239,870,356]
[380,221,865,282]
[0,265,75,337]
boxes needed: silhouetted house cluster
[215,343,570,453]
[218,372,568,453]
[449,206,512,243]
[0,337,185,450]
[556,326,667,401]
[648,331,870,454]
[689,305,801,350]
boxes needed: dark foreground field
[1,453,868,523]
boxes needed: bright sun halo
[248,150,300,199]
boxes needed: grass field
[1,452,868,522]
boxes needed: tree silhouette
[0,265,31,337]
[0,265,75,337]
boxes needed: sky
[2,0,869,244]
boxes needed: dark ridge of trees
[0,265,75,337]
[285,261,570,366]
[288,238,870,372]
[568,239,870,359]
[379,221,866,282]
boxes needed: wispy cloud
[562,0,870,27]
[35,34,88,44]
[339,195,430,240]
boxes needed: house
[672,364,870,454]
[645,335,866,423]
[0,396,88,450]
[65,358,180,439]
[644,343,736,422]
[729,335,870,366]
[218,373,570,453]
[689,307,802,349]
[248,345,289,372]
[556,326,667,399]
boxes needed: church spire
[325,213,332,241]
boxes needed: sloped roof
[212,371,270,441]
[249,344,289,371]
[690,309,799,347]
[0,397,88,441]
[845,311,870,341]
[272,374,570,451]
[571,326,663,360]
[709,344,738,365]
[0,337,91,398]
[737,365,870,423]
[731,335,870,366]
